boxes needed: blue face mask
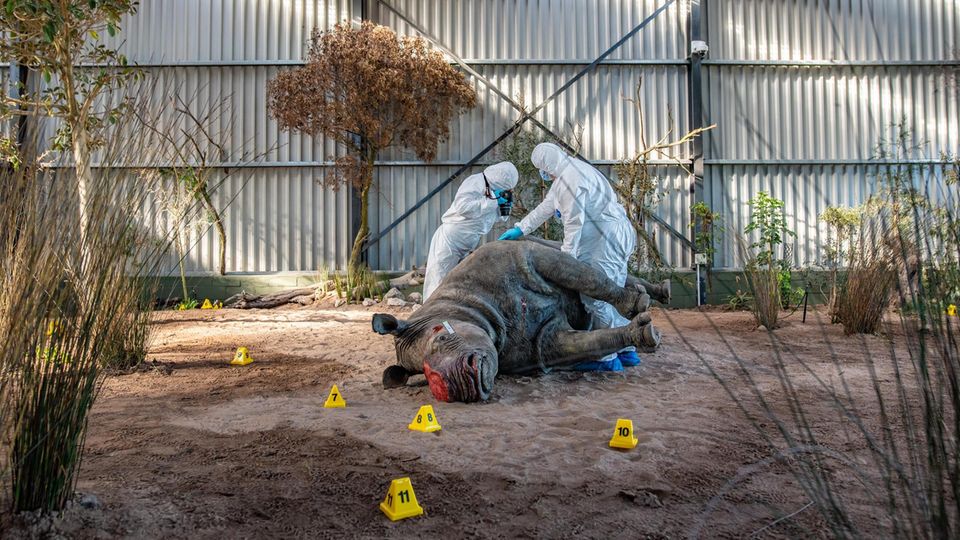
[539,170,552,182]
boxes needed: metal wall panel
[705,0,958,63]
[373,0,689,61]
[108,0,352,63]
[139,168,352,274]
[702,66,960,161]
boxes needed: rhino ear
[382,365,412,388]
[372,313,408,335]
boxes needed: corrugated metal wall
[24,0,958,274]
[703,0,960,267]
[110,0,356,274]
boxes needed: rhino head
[373,313,498,403]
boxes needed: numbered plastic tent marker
[380,477,424,521]
[408,405,441,432]
[324,384,346,408]
[609,418,639,449]
[231,347,253,366]
[948,304,957,317]
[201,298,214,309]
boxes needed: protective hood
[531,143,572,177]
[483,161,519,191]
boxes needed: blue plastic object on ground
[498,227,524,241]
[617,350,642,367]
[572,357,624,372]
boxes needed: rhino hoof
[657,279,671,305]
[382,365,410,389]
[639,324,661,352]
[637,293,651,313]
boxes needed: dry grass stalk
[0,76,204,511]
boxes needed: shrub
[835,221,897,334]
[820,206,863,322]
[740,192,798,329]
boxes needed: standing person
[423,162,519,300]
[498,142,639,371]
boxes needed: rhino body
[372,239,667,402]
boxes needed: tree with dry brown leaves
[268,21,477,272]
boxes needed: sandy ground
[1,304,922,538]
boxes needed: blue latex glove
[539,170,552,182]
[493,189,510,205]
[617,350,641,367]
[554,209,562,219]
[572,357,624,372]
[498,226,523,241]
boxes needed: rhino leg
[527,246,650,318]
[538,313,662,370]
[627,276,671,305]
[524,237,670,305]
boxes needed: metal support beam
[363,0,679,255]
[688,0,707,302]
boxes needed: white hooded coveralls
[517,143,636,360]
[423,161,519,300]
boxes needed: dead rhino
[373,239,668,403]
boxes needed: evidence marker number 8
[408,405,441,432]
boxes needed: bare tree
[613,78,715,269]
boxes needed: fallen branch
[225,287,319,309]
[389,266,426,289]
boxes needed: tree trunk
[197,185,227,275]
[175,231,189,301]
[348,152,376,274]
[72,127,92,254]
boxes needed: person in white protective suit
[422,161,519,300]
[497,142,639,371]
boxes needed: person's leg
[422,227,462,300]
[577,221,643,368]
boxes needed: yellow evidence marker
[231,347,254,366]
[948,304,957,317]
[201,298,214,309]
[380,477,424,521]
[324,384,346,408]
[408,405,441,433]
[609,418,639,449]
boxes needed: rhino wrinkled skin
[372,238,668,403]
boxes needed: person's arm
[448,183,496,220]
[517,187,557,235]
